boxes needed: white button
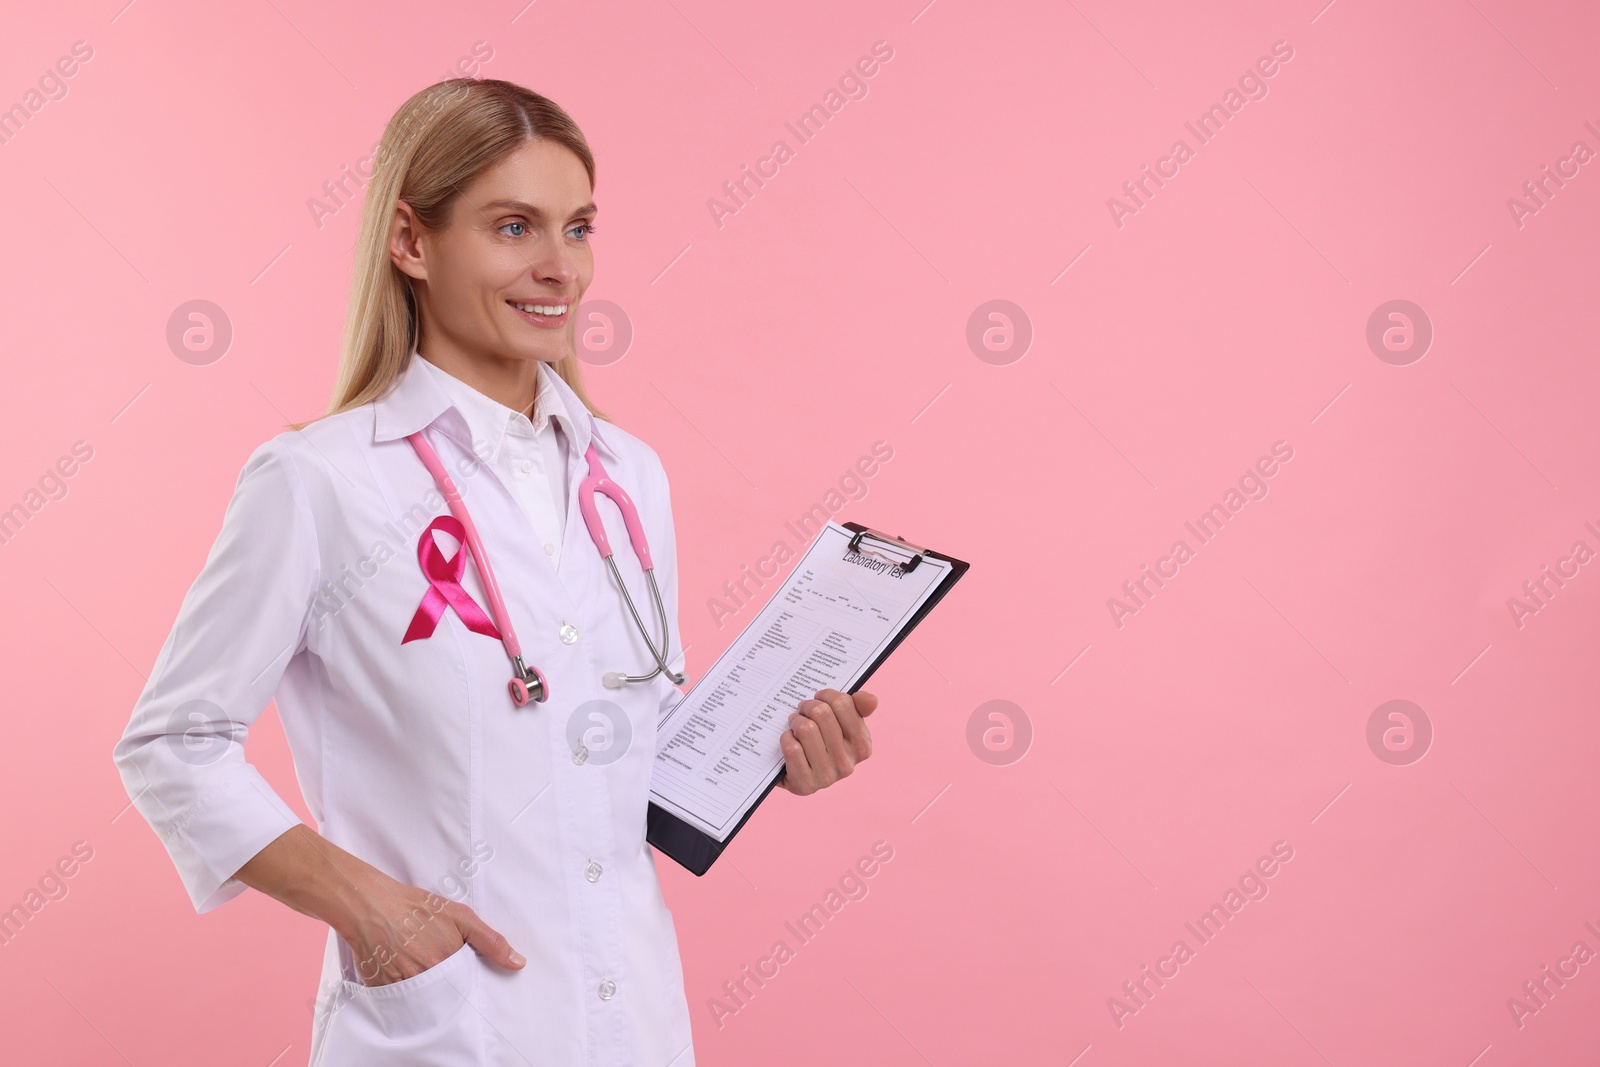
[572,744,589,765]
[544,542,555,555]
[598,978,616,1000]
[585,861,602,882]
[559,623,579,644]
[520,458,535,474]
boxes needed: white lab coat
[112,353,696,1066]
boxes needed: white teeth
[512,301,568,316]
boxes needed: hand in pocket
[344,872,525,988]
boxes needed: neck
[418,345,546,417]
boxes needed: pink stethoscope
[404,429,685,707]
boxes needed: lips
[507,299,570,328]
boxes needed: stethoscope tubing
[605,556,685,687]
[405,428,684,703]
[406,431,525,662]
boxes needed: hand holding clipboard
[647,521,970,875]
[774,687,881,797]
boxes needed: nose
[528,232,579,289]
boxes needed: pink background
[2,0,1597,1063]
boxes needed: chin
[507,340,564,364]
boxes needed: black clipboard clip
[846,526,924,573]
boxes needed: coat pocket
[317,941,481,1061]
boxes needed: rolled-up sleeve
[112,435,319,914]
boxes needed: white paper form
[650,522,952,840]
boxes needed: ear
[389,199,430,283]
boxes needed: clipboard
[646,522,970,875]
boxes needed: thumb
[853,690,880,716]
[454,904,526,970]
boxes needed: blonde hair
[292,78,610,431]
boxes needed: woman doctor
[112,78,878,1066]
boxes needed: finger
[816,690,872,763]
[804,698,856,778]
[787,708,831,790]
[852,690,880,717]
[451,903,526,970]
[789,705,836,787]
[779,729,814,795]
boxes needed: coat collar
[372,350,607,462]
[408,353,578,467]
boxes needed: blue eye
[500,221,527,238]
[567,222,597,241]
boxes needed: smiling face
[391,137,597,378]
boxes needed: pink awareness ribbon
[402,515,503,644]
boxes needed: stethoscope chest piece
[509,658,550,706]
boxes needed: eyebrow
[478,198,598,221]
